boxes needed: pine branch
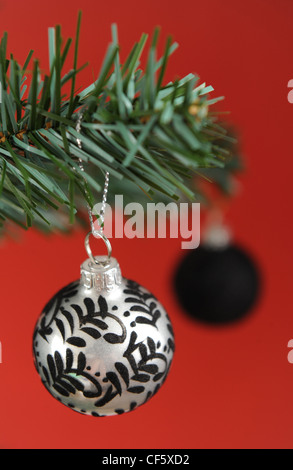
[0,11,234,232]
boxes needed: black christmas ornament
[174,224,261,325]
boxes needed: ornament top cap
[203,223,232,249]
[80,256,122,292]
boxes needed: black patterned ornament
[33,237,174,417]
[174,225,261,325]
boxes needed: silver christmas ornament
[33,233,175,417]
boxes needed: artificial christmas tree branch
[0,11,233,232]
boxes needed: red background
[0,0,293,449]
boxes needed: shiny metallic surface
[84,232,112,265]
[33,257,175,417]
[80,256,122,292]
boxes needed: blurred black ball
[174,244,261,325]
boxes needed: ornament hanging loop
[85,230,112,266]
[76,108,112,267]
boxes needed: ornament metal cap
[80,256,122,292]
[203,223,232,249]
[81,230,121,291]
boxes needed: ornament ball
[33,255,175,417]
[174,243,261,325]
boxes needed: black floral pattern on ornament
[123,280,162,328]
[123,280,175,352]
[41,348,103,399]
[91,330,172,409]
[70,295,127,345]
[35,328,171,411]
[35,281,79,342]
[35,290,127,346]
[33,280,174,415]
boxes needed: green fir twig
[0,11,233,233]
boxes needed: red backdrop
[0,0,293,449]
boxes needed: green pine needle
[0,11,234,232]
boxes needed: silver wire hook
[85,231,112,266]
[76,108,112,264]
